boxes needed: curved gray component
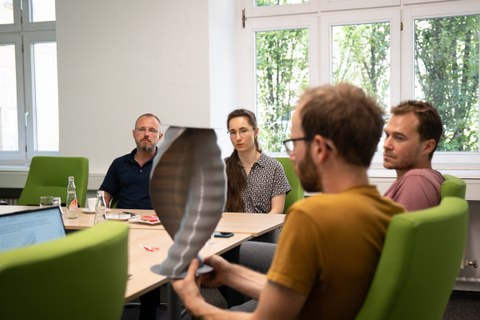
[149,126,226,277]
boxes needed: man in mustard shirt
[170,83,405,319]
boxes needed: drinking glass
[39,196,53,207]
[52,197,61,207]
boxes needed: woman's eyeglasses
[228,127,253,137]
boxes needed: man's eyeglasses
[135,127,159,134]
[228,127,253,137]
[282,137,312,155]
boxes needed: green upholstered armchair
[0,221,129,320]
[441,174,466,199]
[275,157,304,213]
[355,197,469,320]
[17,156,89,207]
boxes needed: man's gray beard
[139,144,154,152]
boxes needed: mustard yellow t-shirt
[267,185,405,319]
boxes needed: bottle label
[68,198,78,209]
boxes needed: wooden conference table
[0,206,285,301]
[62,208,285,236]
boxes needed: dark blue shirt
[100,148,155,209]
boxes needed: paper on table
[129,215,161,225]
[104,213,132,221]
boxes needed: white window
[238,0,480,172]
[401,2,480,169]
[239,13,318,152]
[0,0,57,164]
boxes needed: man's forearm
[223,263,267,300]
[188,298,253,320]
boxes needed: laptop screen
[0,206,66,252]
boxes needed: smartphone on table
[213,231,234,238]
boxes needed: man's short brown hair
[390,100,443,159]
[299,83,385,167]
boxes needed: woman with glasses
[225,109,291,216]
[222,109,291,307]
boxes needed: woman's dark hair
[224,109,260,212]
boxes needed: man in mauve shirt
[383,100,445,211]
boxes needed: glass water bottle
[94,190,107,224]
[65,176,78,219]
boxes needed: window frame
[400,1,480,171]
[238,13,319,120]
[23,30,57,158]
[238,0,480,175]
[0,0,57,164]
[244,0,319,18]
[0,33,25,162]
[319,0,400,12]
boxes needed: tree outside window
[255,28,309,152]
[252,11,479,154]
[414,15,479,152]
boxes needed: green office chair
[18,156,89,207]
[441,174,466,199]
[0,221,129,320]
[355,197,469,320]
[275,157,304,213]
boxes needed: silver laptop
[0,206,66,252]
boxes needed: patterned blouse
[232,153,291,213]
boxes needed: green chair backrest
[355,197,469,320]
[441,174,466,199]
[18,156,89,207]
[275,157,304,213]
[0,221,129,320]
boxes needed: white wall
[55,0,237,188]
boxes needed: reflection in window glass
[332,22,391,109]
[256,0,308,7]
[256,28,309,152]
[32,42,58,151]
[30,0,55,22]
[414,15,480,152]
[0,44,19,151]
[0,0,14,24]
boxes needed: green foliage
[256,28,309,152]
[255,15,479,153]
[415,15,479,152]
[332,22,391,108]
[256,0,308,7]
